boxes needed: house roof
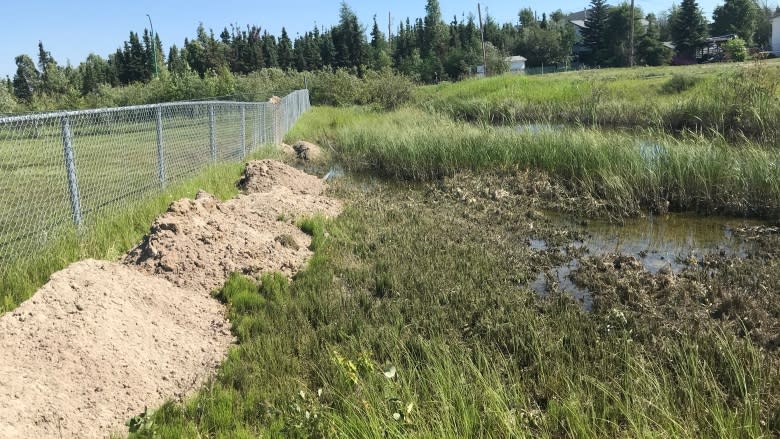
[566,10,589,21]
[569,18,648,30]
[706,34,737,43]
[505,56,527,62]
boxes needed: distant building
[475,56,527,78]
[506,56,527,73]
[773,14,780,55]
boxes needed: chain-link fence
[0,89,310,276]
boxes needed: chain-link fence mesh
[0,89,310,276]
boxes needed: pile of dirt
[279,140,324,162]
[292,140,323,161]
[0,160,343,438]
[238,159,326,195]
[128,160,342,293]
[0,260,232,439]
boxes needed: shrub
[359,68,414,110]
[661,74,700,94]
[723,38,747,62]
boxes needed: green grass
[128,180,776,438]
[291,106,780,218]
[0,144,282,313]
[416,61,780,143]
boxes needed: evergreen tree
[12,55,39,103]
[369,16,391,70]
[671,0,707,61]
[422,0,447,58]
[125,31,149,82]
[278,28,293,70]
[304,29,323,70]
[261,32,279,68]
[712,0,759,43]
[293,37,307,71]
[582,0,610,65]
[603,3,643,67]
[637,14,671,65]
[167,45,189,76]
[319,31,336,69]
[332,2,367,73]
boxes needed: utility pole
[629,0,635,67]
[388,11,392,42]
[146,14,159,78]
[478,3,487,76]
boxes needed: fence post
[61,116,82,228]
[155,105,166,188]
[208,104,216,162]
[240,104,246,159]
[251,104,258,151]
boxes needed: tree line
[2,0,779,112]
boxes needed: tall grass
[416,62,780,143]
[292,107,780,218]
[0,146,282,312]
[129,183,775,437]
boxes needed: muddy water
[530,213,767,309]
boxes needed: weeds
[661,73,700,94]
[292,107,780,218]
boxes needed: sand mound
[238,159,326,195]
[0,160,343,438]
[127,161,342,293]
[0,260,232,439]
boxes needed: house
[697,34,737,62]
[773,14,780,55]
[475,56,527,78]
[506,56,527,73]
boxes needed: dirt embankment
[0,159,341,439]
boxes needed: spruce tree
[278,28,293,70]
[671,0,707,60]
[12,55,39,103]
[637,14,670,65]
[582,0,610,66]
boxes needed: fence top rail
[0,93,304,125]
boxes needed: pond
[529,212,767,309]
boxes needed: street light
[146,14,159,78]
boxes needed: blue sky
[0,0,741,78]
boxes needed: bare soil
[0,260,232,439]
[0,160,342,438]
[126,160,342,293]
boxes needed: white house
[475,56,527,77]
[506,56,527,73]
[773,14,780,55]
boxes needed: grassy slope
[129,178,776,438]
[288,106,780,218]
[0,145,282,312]
[415,61,780,143]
